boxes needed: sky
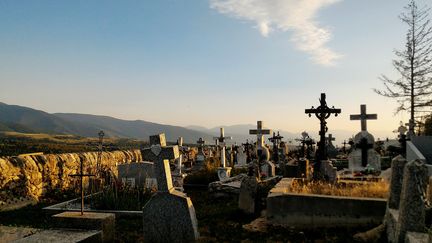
[0,0,430,140]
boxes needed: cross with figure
[350,104,377,131]
[70,160,95,215]
[141,133,179,192]
[249,121,272,161]
[305,93,341,178]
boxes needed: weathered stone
[142,190,199,242]
[388,155,407,209]
[260,161,275,178]
[238,176,258,214]
[396,160,428,243]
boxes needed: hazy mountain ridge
[0,102,213,143]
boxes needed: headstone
[326,134,338,158]
[261,161,275,178]
[387,155,408,209]
[321,160,337,182]
[236,147,247,167]
[117,162,155,189]
[141,134,199,242]
[238,176,258,214]
[305,93,341,179]
[195,137,206,163]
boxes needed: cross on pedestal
[326,134,335,145]
[305,93,341,178]
[213,128,232,167]
[249,121,272,151]
[242,139,253,163]
[142,134,179,192]
[268,131,283,162]
[350,104,377,131]
[70,160,95,215]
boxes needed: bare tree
[374,0,432,134]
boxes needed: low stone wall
[0,150,142,201]
[267,178,387,228]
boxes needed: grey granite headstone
[141,134,199,242]
[117,162,155,189]
[396,160,428,243]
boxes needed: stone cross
[305,93,341,178]
[350,104,377,131]
[242,139,253,163]
[213,128,232,167]
[326,134,335,145]
[70,159,95,215]
[249,121,272,150]
[342,140,347,154]
[406,119,415,138]
[141,134,179,192]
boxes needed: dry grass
[287,179,389,199]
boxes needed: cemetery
[1,0,432,242]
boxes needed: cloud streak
[210,0,342,66]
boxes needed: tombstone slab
[238,176,258,214]
[142,190,199,242]
[261,161,275,178]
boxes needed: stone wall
[0,150,142,201]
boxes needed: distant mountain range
[0,102,213,143]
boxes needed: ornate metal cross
[70,160,95,215]
[305,93,341,178]
[141,134,179,192]
[242,139,253,163]
[350,104,377,131]
[268,131,283,162]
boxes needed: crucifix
[268,131,283,162]
[249,121,272,161]
[213,128,232,167]
[141,133,179,192]
[305,93,341,178]
[70,160,95,215]
[242,139,253,163]
[350,104,377,132]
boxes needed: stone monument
[141,134,199,242]
[214,128,232,181]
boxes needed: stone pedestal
[238,176,258,214]
[217,167,232,181]
[142,190,199,243]
[52,212,115,242]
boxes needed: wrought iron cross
[305,93,341,178]
[242,139,253,163]
[350,104,377,131]
[70,160,95,215]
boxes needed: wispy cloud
[210,0,343,66]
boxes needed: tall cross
[141,133,179,192]
[350,104,377,131]
[305,93,341,177]
[70,160,95,215]
[249,121,272,149]
[213,128,232,167]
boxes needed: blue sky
[0,0,429,139]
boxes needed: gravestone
[326,134,338,159]
[236,146,247,167]
[261,160,276,178]
[249,121,272,162]
[196,137,206,163]
[117,162,155,189]
[141,134,199,242]
[238,176,258,214]
[268,131,283,163]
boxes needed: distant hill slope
[0,102,212,143]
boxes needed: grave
[348,104,380,173]
[249,121,274,178]
[141,133,199,242]
[326,134,338,159]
